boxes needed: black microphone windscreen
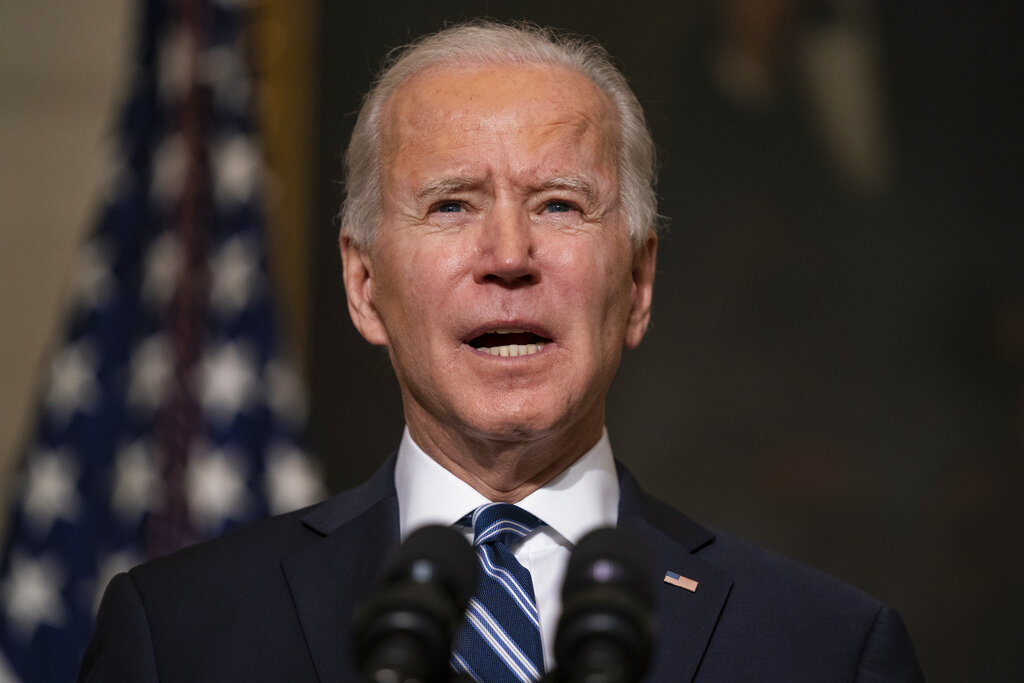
[562,527,652,606]
[353,524,478,683]
[382,524,479,608]
[555,527,655,683]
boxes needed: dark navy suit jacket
[79,456,924,681]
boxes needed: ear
[623,230,657,350]
[340,232,389,346]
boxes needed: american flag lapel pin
[664,570,699,592]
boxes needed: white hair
[340,20,658,251]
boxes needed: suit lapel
[617,464,733,683]
[281,456,401,682]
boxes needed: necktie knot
[470,503,544,548]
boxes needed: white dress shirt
[394,426,620,669]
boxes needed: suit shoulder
[704,526,884,616]
[700,528,923,680]
[133,504,318,580]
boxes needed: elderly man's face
[343,63,655,452]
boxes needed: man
[80,21,923,682]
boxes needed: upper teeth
[474,328,545,356]
[485,343,543,357]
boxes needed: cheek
[549,236,631,293]
[542,244,633,342]
[373,243,463,327]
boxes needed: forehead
[379,62,619,180]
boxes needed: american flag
[663,570,699,593]
[0,1,325,680]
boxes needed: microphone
[352,525,479,683]
[552,527,655,683]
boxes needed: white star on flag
[127,335,173,411]
[0,553,66,641]
[203,45,250,113]
[71,239,115,311]
[213,134,260,205]
[158,25,195,103]
[111,440,160,525]
[142,232,183,306]
[44,341,100,424]
[186,447,251,532]
[21,449,82,537]
[199,342,258,424]
[266,359,308,426]
[209,236,260,316]
[265,442,326,514]
[151,133,188,204]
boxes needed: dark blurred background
[307,2,1023,680]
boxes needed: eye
[435,201,464,213]
[543,200,575,213]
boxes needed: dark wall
[309,2,1023,679]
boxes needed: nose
[472,204,537,287]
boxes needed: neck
[405,414,604,503]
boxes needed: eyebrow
[413,176,479,200]
[536,175,599,203]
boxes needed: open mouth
[467,327,552,357]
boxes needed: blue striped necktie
[451,503,546,682]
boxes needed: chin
[460,394,590,445]
[455,398,551,439]
[464,414,556,444]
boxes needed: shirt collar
[395,426,619,545]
